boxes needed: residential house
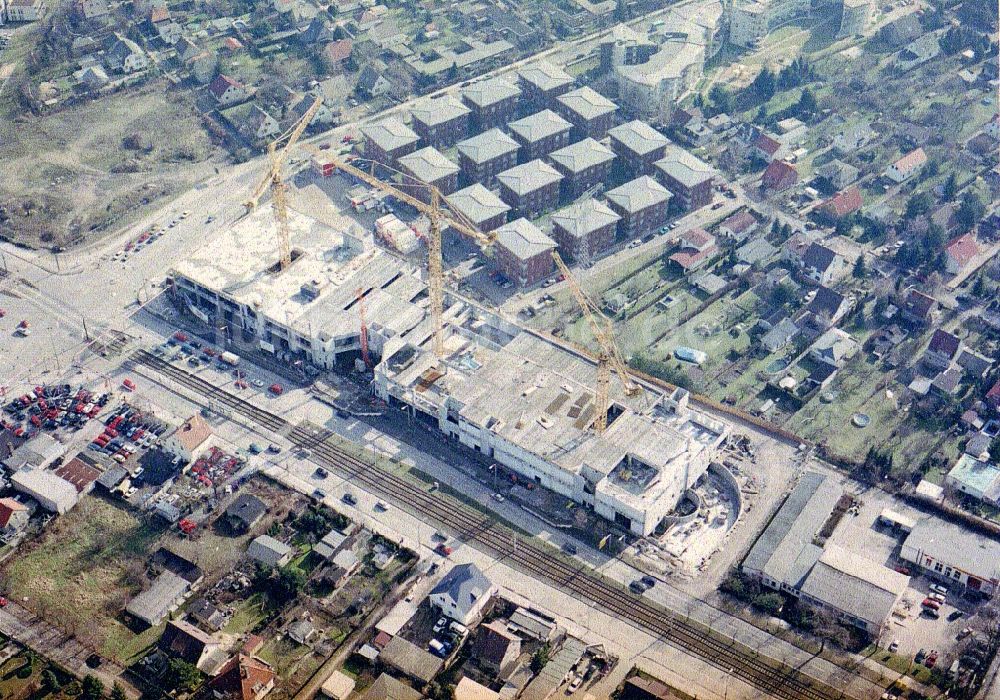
[126,571,191,627]
[355,64,391,98]
[456,128,520,188]
[299,16,334,45]
[207,655,276,700]
[987,379,1000,412]
[957,348,993,379]
[398,146,460,198]
[518,61,574,108]
[945,453,1000,507]
[325,549,360,588]
[805,286,852,329]
[429,563,496,625]
[209,74,250,106]
[239,106,280,144]
[446,184,511,233]
[507,110,573,162]
[897,34,940,71]
[73,0,107,20]
[361,117,420,167]
[1,433,63,472]
[356,675,420,700]
[884,148,927,183]
[654,144,715,212]
[411,95,471,148]
[226,494,266,532]
[810,328,859,366]
[154,20,182,45]
[901,288,937,326]
[932,367,963,397]
[493,218,557,287]
[798,243,843,285]
[735,238,777,266]
[944,233,980,275]
[718,210,759,244]
[162,413,212,464]
[188,597,227,631]
[247,535,292,567]
[0,498,29,535]
[761,160,798,193]
[832,122,876,155]
[312,527,353,561]
[605,176,672,238]
[550,198,620,263]
[185,51,218,85]
[816,159,859,189]
[323,39,352,68]
[159,620,222,673]
[287,93,335,129]
[547,138,616,199]
[106,34,149,73]
[669,228,717,272]
[472,620,521,678]
[455,678,499,700]
[555,86,618,139]
[761,318,799,353]
[753,132,784,163]
[819,186,863,220]
[608,120,670,176]
[53,456,101,494]
[922,329,961,371]
[496,160,563,218]
[379,636,442,686]
[461,76,521,131]
[320,671,355,700]
[880,11,921,46]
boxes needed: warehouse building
[398,146,460,198]
[550,198,620,263]
[497,160,563,218]
[362,117,421,167]
[411,95,471,148]
[742,472,909,635]
[518,61,575,108]
[609,120,671,177]
[655,144,716,212]
[461,76,522,131]
[374,330,727,536]
[900,519,1000,596]
[171,201,429,371]
[555,86,618,139]
[547,138,616,200]
[507,110,574,161]
[446,184,511,233]
[456,128,520,187]
[11,469,78,514]
[493,218,557,287]
[604,176,671,237]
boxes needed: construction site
[165,94,732,538]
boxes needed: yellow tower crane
[551,251,640,434]
[244,97,323,271]
[303,147,491,359]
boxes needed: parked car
[562,542,578,555]
[640,575,657,588]
[930,583,949,596]
[342,492,358,506]
[921,598,941,610]
[947,610,964,622]
[268,383,283,395]
[629,580,648,594]
[435,543,453,556]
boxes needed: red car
[0,597,8,608]
[122,378,136,391]
[435,543,453,556]
[235,379,248,390]
[268,383,283,395]
[921,598,940,610]
[0,308,6,317]
[173,331,189,342]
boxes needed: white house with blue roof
[429,563,496,625]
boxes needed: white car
[568,676,583,693]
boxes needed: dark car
[641,575,657,588]
[947,610,965,622]
[342,492,358,506]
[629,580,648,594]
[562,542,578,555]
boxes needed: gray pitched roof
[507,109,572,144]
[456,128,520,164]
[551,198,620,238]
[604,175,671,213]
[497,159,563,196]
[608,120,670,156]
[519,60,574,92]
[398,146,459,183]
[799,545,908,628]
[430,562,493,610]
[494,218,556,259]
[247,535,292,566]
[556,86,617,120]
[903,518,1000,582]
[362,117,420,151]
[655,144,716,187]
[411,95,470,127]
[802,243,839,272]
[446,184,511,225]
[547,138,616,174]
[742,472,843,586]
[462,76,520,108]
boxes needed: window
[934,562,943,572]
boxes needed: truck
[219,352,240,366]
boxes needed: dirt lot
[0,85,223,249]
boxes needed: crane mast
[551,251,640,434]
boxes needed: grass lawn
[257,635,316,679]
[3,497,165,662]
[224,593,270,636]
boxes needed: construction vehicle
[551,251,640,434]
[303,147,492,359]
[244,97,323,271]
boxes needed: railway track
[133,349,863,700]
